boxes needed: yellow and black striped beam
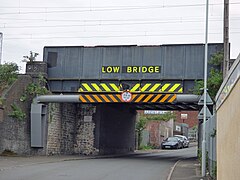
[79,94,177,103]
[78,82,183,93]
[140,83,182,93]
[79,82,119,92]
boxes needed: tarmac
[0,148,210,180]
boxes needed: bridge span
[29,44,221,155]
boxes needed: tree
[143,112,176,121]
[0,62,19,93]
[192,51,223,100]
[207,69,223,98]
[136,116,147,149]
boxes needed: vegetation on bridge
[20,74,49,102]
[0,63,19,95]
[0,59,48,121]
[192,51,224,100]
[0,63,19,106]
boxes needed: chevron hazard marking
[79,94,177,103]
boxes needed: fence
[198,112,217,179]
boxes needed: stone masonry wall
[61,103,76,154]
[74,104,98,155]
[47,103,61,155]
[46,103,98,155]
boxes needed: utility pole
[223,0,229,77]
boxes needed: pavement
[0,144,210,180]
[169,157,210,180]
[169,142,210,180]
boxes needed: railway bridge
[30,43,222,155]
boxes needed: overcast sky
[0,0,240,72]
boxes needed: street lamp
[202,0,209,177]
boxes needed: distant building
[174,111,198,140]
[175,111,198,128]
[139,110,198,145]
[144,119,174,148]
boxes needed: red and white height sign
[121,91,132,102]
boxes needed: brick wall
[0,62,99,155]
[175,111,198,128]
[146,121,160,147]
[0,75,36,155]
[146,120,174,147]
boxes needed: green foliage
[212,161,217,179]
[136,112,175,149]
[192,125,198,130]
[207,69,223,98]
[192,80,204,95]
[206,151,209,171]
[136,116,147,132]
[192,68,223,100]
[210,128,216,138]
[193,69,223,99]
[19,94,27,102]
[21,74,49,102]
[139,144,155,150]
[192,51,224,99]
[209,51,223,66]
[136,116,147,150]
[198,149,209,172]
[0,97,4,106]
[143,112,176,121]
[27,74,48,96]
[8,103,26,121]
[25,82,48,96]
[23,51,39,63]
[0,63,19,93]
[198,148,202,162]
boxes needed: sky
[0,0,240,72]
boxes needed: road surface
[0,146,197,180]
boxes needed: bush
[139,144,155,150]
[0,63,19,93]
[192,51,223,99]
[8,103,26,121]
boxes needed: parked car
[161,137,183,149]
[174,135,190,148]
